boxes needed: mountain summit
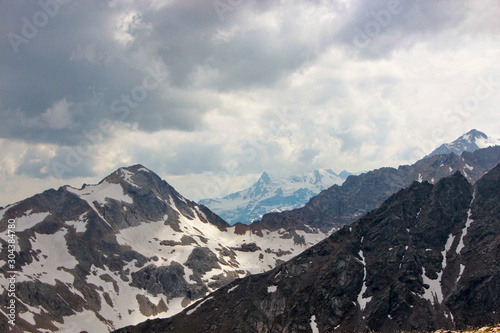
[0,165,327,332]
[427,129,500,158]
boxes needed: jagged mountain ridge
[0,165,328,332]
[199,169,345,225]
[2,133,499,332]
[250,146,500,233]
[201,129,499,227]
[117,164,500,333]
[427,129,500,158]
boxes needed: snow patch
[67,181,133,206]
[18,229,78,286]
[120,169,140,188]
[187,297,213,315]
[457,204,474,254]
[18,310,36,325]
[66,213,88,233]
[444,234,456,253]
[15,212,51,232]
[357,250,372,310]
[458,264,465,280]
[267,285,277,293]
[84,263,171,329]
[67,181,133,230]
[310,315,319,333]
[166,297,188,316]
[227,285,239,293]
[422,267,443,304]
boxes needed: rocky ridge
[251,145,500,233]
[117,164,500,333]
[1,132,499,332]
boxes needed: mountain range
[199,169,347,225]
[201,129,499,227]
[250,145,500,234]
[1,129,499,332]
[117,163,500,333]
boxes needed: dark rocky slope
[117,164,500,333]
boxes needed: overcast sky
[1,0,500,206]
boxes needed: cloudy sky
[1,0,500,206]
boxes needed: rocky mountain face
[0,165,327,332]
[117,164,500,333]
[199,169,345,225]
[251,146,500,233]
[426,129,500,158]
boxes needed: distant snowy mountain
[427,129,500,158]
[199,169,345,225]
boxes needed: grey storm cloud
[1,0,498,188]
[0,1,215,144]
[0,0,473,145]
[335,0,470,59]
[164,143,225,175]
[15,145,97,179]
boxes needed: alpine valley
[0,130,499,332]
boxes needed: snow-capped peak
[426,129,500,158]
[0,164,329,332]
[199,169,345,224]
[256,172,272,185]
